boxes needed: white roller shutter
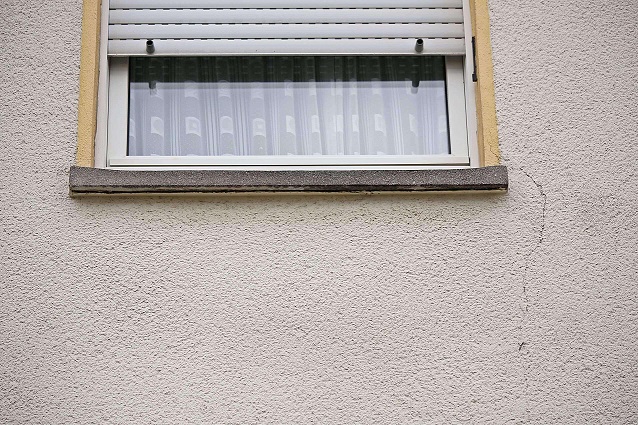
[107,0,469,56]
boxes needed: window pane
[128,56,450,157]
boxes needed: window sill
[69,166,508,195]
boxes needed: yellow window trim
[77,0,101,167]
[76,0,500,168]
[470,0,501,167]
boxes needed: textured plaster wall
[1,1,636,423]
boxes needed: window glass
[128,56,449,157]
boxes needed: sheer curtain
[128,56,450,157]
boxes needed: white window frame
[95,0,478,171]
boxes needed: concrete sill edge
[69,165,508,195]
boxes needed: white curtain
[128,56,450,157]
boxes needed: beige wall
[1,1,637,423]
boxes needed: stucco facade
[1,0,637,423]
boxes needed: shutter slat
[108,38,466,56]
[110,24,464,40]
[107,0,468,56]
[110,8,464,24]
[110,0,463,9]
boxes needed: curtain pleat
[128,56,450,157]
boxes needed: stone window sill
[69,165,508,195]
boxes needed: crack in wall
[518,167,548,422]
[487,154,548,306]
[521,168,547,245]
[489,144,503,165]
[482,152,548,310]
[475,151,545,420]
[520,168,548,303]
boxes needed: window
[98,0,479,170]
[74,0,506,193]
